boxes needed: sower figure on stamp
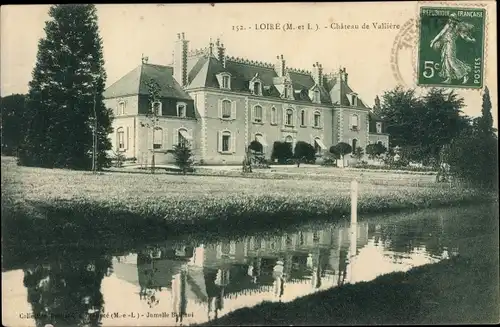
[430,13,476,84]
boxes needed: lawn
[1,156,494,262]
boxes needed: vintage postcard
[1,2,498,327]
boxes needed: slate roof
[184,53,367,107]
[103,63,192,100]
[104,52,370,109]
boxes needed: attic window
[351,94,358,106]
[313,90,321,103]
[283,84,292,99]
[222,75,230,89]
[176,102,187,118]
[152,101,162,116]
[252,81,262,96]
[376,122,382,134]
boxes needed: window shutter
[217,131,222,152]
[173,129,178,148]
[163,128,168,149]
[115,131,119,151]
[262,106,266,123]
[147,128,153,150]
[125,127,129,150]
[231,132,236,153]
[188,128,193,147]
[218,99,222,118]
[282,108,286,126]
[231,101,236,120]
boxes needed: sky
[1,3,497,127]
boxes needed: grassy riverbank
[202,203,500,325]
[1,156,494,259]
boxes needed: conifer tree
[18,4,113,170]
[478,86,494,136]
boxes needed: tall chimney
[216,38,226,68]
[312,62,323,86]
[341,67,348,85]
[274,54,286,77]
[173,32,189,87]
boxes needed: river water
[3,206,484,327]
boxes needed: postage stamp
[417,6,486,88]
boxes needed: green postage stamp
[417,6,486,88]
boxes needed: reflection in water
[3,212,463,327]
[22,257,112,327]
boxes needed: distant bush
[321,156,338,167]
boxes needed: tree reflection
[23,256,112,327]
[375,217,447,260]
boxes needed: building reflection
[111,222,371,322]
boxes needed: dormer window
[350,93,358,106]
[252,81,262,96]
[283,83,293,99]
[222,76,230,88]
[152,101,162,116]
[313,90,320,103]
[376,122,382,134]
[176,102,187,118]
[217,72,232,90]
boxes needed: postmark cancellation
[417,6,486,89]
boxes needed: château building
[103,33,389,165]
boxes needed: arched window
[350,114,359,130]
[153,127,163,149]
[178,128,189,147]
[117,127,125,150]
[271,107,277,124]
[352,138,358,151]
[285,109,294,126]
[222,100,232,119]
[219,130,232,152]
[314,138,321,154]
[285,135,293,143]
[300,110,306,126]
[314,111,321,128]
[254,105,263,123]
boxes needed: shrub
[294,141,316,167]
[173,143,195,175]
[366,143,387,160]
[271,141,293,164]
[321,156,338,167]
[248,140,263,153]
[112,152,126,168]
[353,146,364,160]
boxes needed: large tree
[478,86,495,136]
[447,86,498,189]
[1,94,27,156]
[18,5,113,170]
[378,86,469,164]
